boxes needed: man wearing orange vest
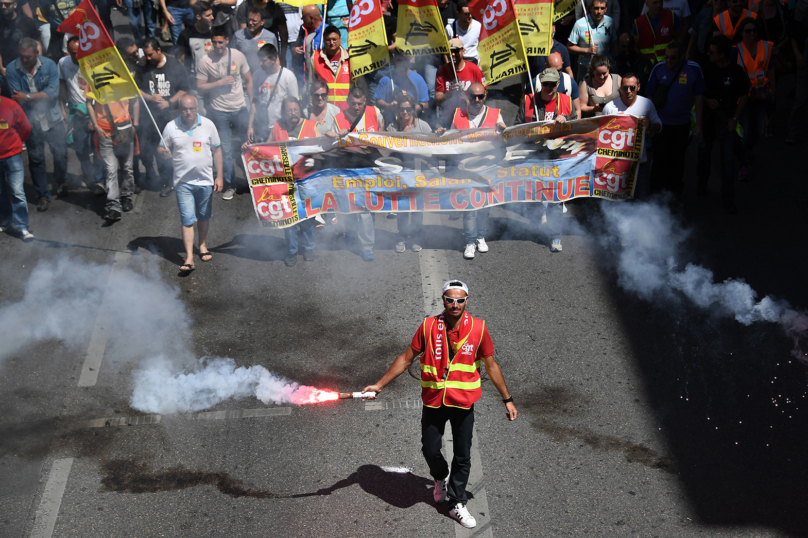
[632,0,681,64]
[363,280,517,530]
[309,25,351,112]
[437,83,505,260]
[335,86,383,261]
[269,97,319,267]
[711,0,757,38]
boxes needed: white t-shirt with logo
[161,114,222,186]
[57,56,89,107]
[253,66,299,131]
[602,95,662,162]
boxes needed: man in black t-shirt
[176,1,213,78]
[136,38,190,195]
[0,0,40,67]
[697,35,749,214]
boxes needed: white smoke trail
[130,357,337,414]
[596,199,808,360]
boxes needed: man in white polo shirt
[158,95,224,274]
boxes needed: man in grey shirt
[233,7,279,74]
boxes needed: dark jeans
[27,121,67,201]
[396,211,422,241]
[68,114,95,187]
[421,405,474,505]
[139,120,172,188]
[697,129,737,201]
[284,218,316,255]
[650,122,691,194]
[207,107,250,190]
[543,202,563,241]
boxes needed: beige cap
[448,38,464,50]
[539,68,560,83]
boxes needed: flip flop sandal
[180,263,195,273]
[200,252,213,262]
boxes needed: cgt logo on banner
[348,0,390,78]
[241,115,644,228]
[469,0,528,85]
[513,0,554,57]
[395,0,450,56]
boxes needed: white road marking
[88,407,292,427]
[77,251,130,387]
[417,216,494,537]
[29,458,73,538]
[365,399,422,411]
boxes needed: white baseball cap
[442,280,469,295]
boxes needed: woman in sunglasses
[386,90,431,253]
[579,55,622,117]
[734,16,774,178]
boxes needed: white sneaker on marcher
[433,475,448,503]
[19,229,35,242]
[541,214,547,224]
[449,503,477,528]
[562,202,568,213]
[551,239,562,252]
[222,188,236,200]
[463,243,476,259]
[476,238,488,253]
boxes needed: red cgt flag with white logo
[58,0,140,104]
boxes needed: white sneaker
[476,238,488,253]
[562,202,568,213]
[463,243,476,259]
[541,214,547,224]
[395,241,406,253]
[449,503,477,528]
[222,188,236,200]
[551,239,562,252]
[433,475,448,503]
[19,229,35,242]
[314,214,326,225]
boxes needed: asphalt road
[2,12,808,538]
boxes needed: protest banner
[469,0,528,84]
[514,0,554,56]
[553,0,578,21]
[395,0,450,56]
[348,0,390,79]
[242,115,644,228]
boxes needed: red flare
[296,389,340,404]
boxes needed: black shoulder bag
[652,60,685,111]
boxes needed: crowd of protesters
[0,0,806,269]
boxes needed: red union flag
[469,0,528,84]
[348,0,389,79]
[57,0,139,104]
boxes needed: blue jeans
[27,121,67,201]
[348,212,375,252]
[207,107,250,189]
[0,153,28,229]
[463,208,489,245]
[167,6,195,44]
[284,218,316,255]
[125,0,156,43]
[68,112,95,186]
[543,203,563,241]
[175,182,213,226]
[697,130,737,201]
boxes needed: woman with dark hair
[386,89,430,253]
[578,55,622,116]
[734,16,774,175]
[385,90,432,133]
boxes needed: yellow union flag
[57,0,140,104]
[553,0,578,21]
[348,0,390,78]
[469,0,527,85]
[514,0,554,56]
[395,0,449,56]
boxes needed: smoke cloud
[594,199,808,361]
[131,357,338,414]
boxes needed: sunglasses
[443,296,468,305]
[665,55,679,61]
[399,106,413,112]
[541,81,556,87]
[312,93,328,99]
[621,85,637,91]
[469,93,485,100]
[0,3,16,6]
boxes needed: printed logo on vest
[660,26,670,36]
[461,342,475,355]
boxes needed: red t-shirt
[541,97,557,122]
[435,61,486,93]
[0,97,31,160]
[411,317,494,359]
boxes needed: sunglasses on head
[621,85,637,92]
[443,296,467,305]
[469,93,485,100]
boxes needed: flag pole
[580,0,594,54]
[319,3,328,50]
[138,92,168,147]
[509,0,538,122]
